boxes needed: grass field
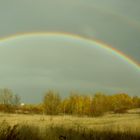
[0,109,140,140]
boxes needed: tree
[132,96,140,108]
[111,93,133,113]
[12,94,21,106]
[43,90,61,115]
[0,88,21,112]
[90,93,110,116]
[83,96,92,116]
[64,92,81,115]
[0,88,13,105]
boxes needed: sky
[0,0,140,103]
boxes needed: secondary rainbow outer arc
[0,32,139,70]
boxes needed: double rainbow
[0,32,139,70]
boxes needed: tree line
[0,88,140,116]
[43,90,140,116]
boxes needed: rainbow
[0,32,139,70]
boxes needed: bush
[0,121,140,140]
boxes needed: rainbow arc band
[0,32,139,70]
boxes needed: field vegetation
[0,88,140,139]
[0,111,140,140]
[0,88,140,116]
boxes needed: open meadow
[0,109,140,140]
[0,110,140,131]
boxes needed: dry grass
[0,109,140,132]
[0,109,139,139]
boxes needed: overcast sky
[0,0,140,103]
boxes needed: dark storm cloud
[0,0,140,102]
[0,0,140,62]
[0,35,140,102]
